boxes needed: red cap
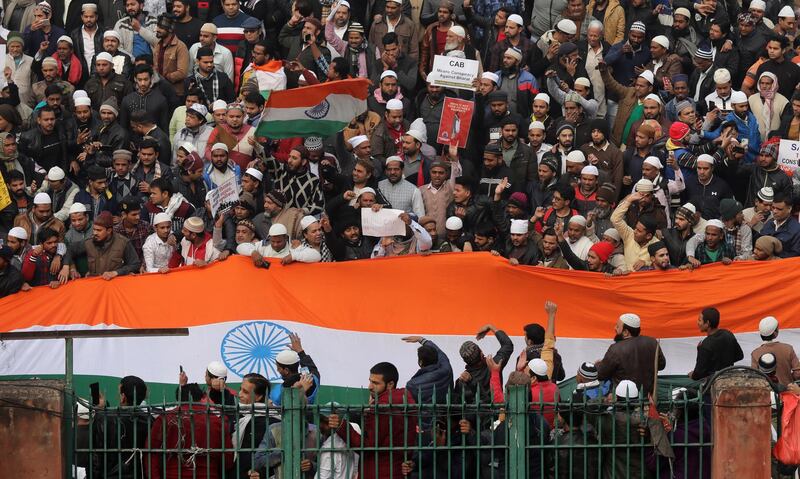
[589,241,615,263]
[669,121,690,141]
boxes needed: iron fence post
[63,337,75,479]
[282,386,303,478]
[507,385,528,479]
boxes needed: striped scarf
[302,239,334,262]
[195,67,220,103]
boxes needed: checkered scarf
[194,66,219,104]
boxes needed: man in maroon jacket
[328,362,418,479]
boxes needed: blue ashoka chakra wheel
[304,99,331,119]
[220,321,292,381]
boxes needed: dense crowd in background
[76,303,800,478]
[2,0,800,294]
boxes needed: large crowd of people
[77,303,799,478]
[1,0,800,294]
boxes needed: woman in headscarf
[753,235,783,260]
[0,131,40,185]
[748,72,790,140]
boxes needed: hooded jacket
[405,339,454,405]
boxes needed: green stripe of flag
[255,119,348,139]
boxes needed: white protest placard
[778,139,800,175]
[208,176,240,217]
[427,55,479,91]
[361,208,406,237]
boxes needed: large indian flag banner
[1,254,799,394]
[254,78,369,139]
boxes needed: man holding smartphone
[23,2,66,58]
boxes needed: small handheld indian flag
[255,78,370,139]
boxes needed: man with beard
[85,53,134,112]
[604,21,650,90]
[60,203,92,276]
[667,8,700,69]
[526,153,560,211]
[660,204,700,265]
[14,193,66,244]
[202,143,240,190]
[63,210,140,279]
[704,92,760,162]
[640,156,684,226]
[596,313,666,394]
[38,167,79,223]
[500,116,537,190]
[610,190,660,270]
[286,215,333,263]
[682,153,735,220]
[371,211,433,257]
[563,214,593,260]
[175,216,220,265]
[66,96,100,174]
[6,34,34,107]
[88,100,128,172]
[325,212,374,260]
[107,150,138,204]
[172,0,204,48]
[538,228,570,268]
[21,227,62,288]
[130,137,173,199]
[742,187,773,232]
[686,219,735,266]
[1,172,34,233]
[419,3,458,77]
[495,46,538,118]
[703,68,737,117]
[186,47,234,107]
[367,0,419,60]
[96,31,135,79]
[477,142,512,198]
[23,3,66,58]
[475,91,511,154]
[529,93,556,143]
[325,20,375,80]
[419,161,453,237]
[582,119,623,197]
[263,146,324,216]
[30,57,75,108]
[75,165,117,220]
[188,23,235,80]
[370,98,409,164]
[492,218,539,265]
[367,70,412,119]
[172,143,208,210]
[233,17,262,68]
[624,179,667,230]
[172,104,212,163]
[692,198,752,261]
[114,0,158,59]
[586,184,616,236]
[573,165,600,216]
[207,104,256,170]
[557,223,616,273]
[636,241,676,271]
[113,197,153,263]
[599,63,655,147]
[241,41,287,94]
[561,93,592,146]
[560,150,587,190]
[145,177,195,236]
[527,120,552,165]
[120,65,170,131]
[252,190,305,240]
[664,74,693,121]
[69,4,102,74]
[152,14,189,97]
[401,129,433,186]
[19,106,68,174]
[625,94,670,150]
[552,124,576,175]
[326,0,351,41]
[415,83,451,151]
[489,180,529,234]
[446,177,491,234]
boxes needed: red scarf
[53,53,83,85]
[385,120,405,156]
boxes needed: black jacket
[0,264,23,298]
[18,124,70,172]
[660,226,693,266]
[453,329,514,408]
[85,72,134,110]
[120,87,171,132]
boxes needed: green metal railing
[67,383,715,478]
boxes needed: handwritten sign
[436,97,475,148]
[361,208,406,237]
[778,139,800,175]
[427,55,479,91]
[208,176,240,217]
